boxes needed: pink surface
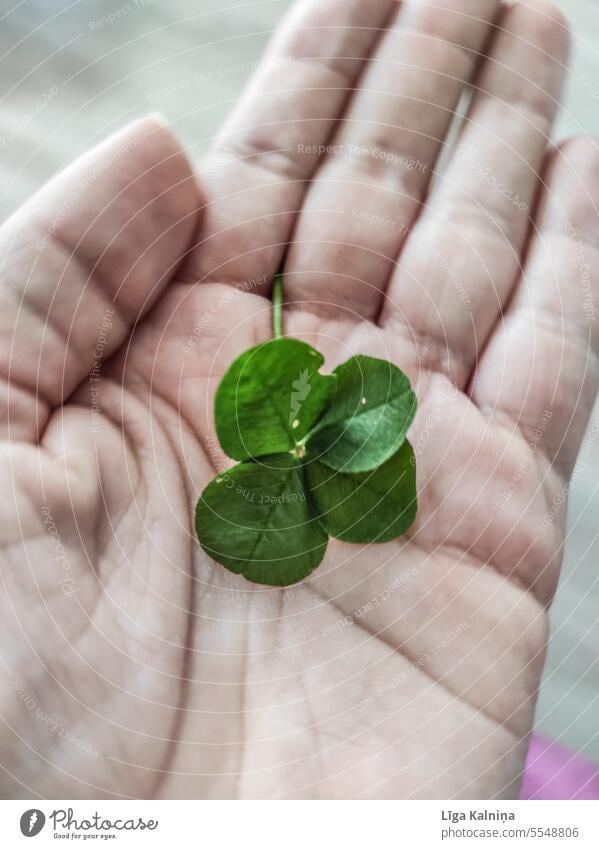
[520,734,599,800]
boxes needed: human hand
[1,0,596,800]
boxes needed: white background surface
[0,0,597,760]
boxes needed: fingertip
[500,0,570,63]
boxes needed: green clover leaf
[305,439,417,544]
[215,338,337,461]
[195,455,328,587]
[195,273,418,586]
[306,355,416,473]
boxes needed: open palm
[1,0,597,799]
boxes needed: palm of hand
[1,0,597,800]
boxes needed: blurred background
[1,0,597,760]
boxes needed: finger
[184,0,397,291]
[381,0,569,386]
[283,0,501,321]
[0,117,199,442]
[471,138,599,477]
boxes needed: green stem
[272,273,284,339]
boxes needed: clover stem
[272,273,284,339]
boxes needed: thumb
[0,115,199,442]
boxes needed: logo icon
[20,810,45,837]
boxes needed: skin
[0,0,597,799]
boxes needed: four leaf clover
[195,338,418,586]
